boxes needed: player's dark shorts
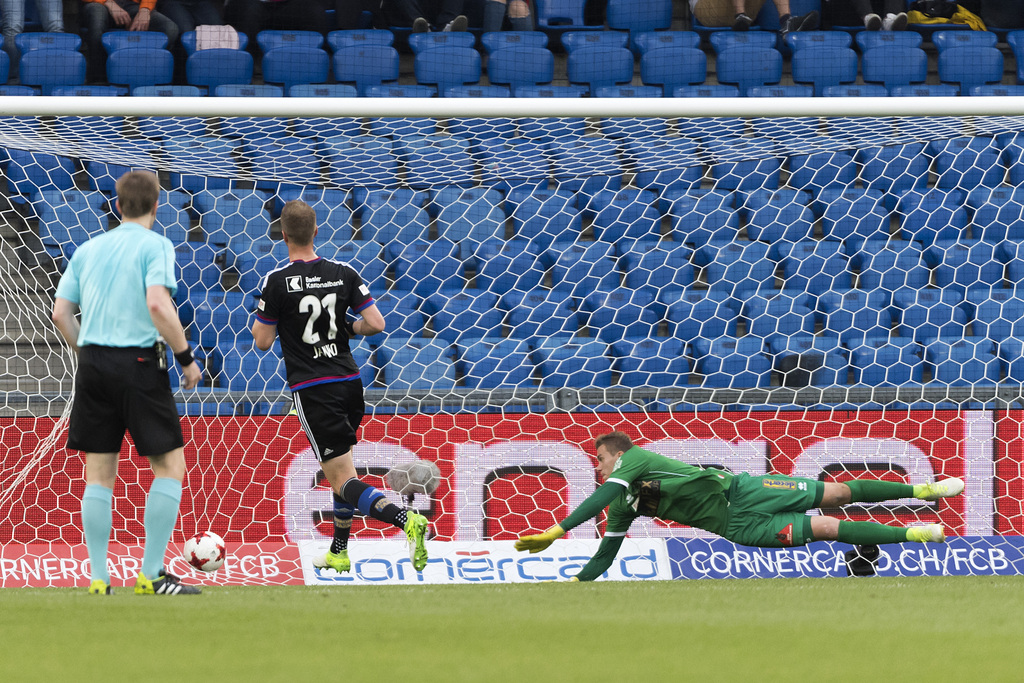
[67,345,183,457]
[723,473,825,548]
[292,379,364,462]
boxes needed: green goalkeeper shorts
[723,473,824,548]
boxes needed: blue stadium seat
[747,85,813,97]
[924,240,1003,296]
[998,133,1024,186]
[823,84,889,97]
[234,247,288,296]
[532,337,611,387]
[448,117,516,142]
[5,150,75,197]
[819,289,892,344]
[561,30,628,52]
[333,45,399,95]
[152,190,191,243]
[507,187,582,244]
[281,187,353,243]
[744,295,817,344]
[256,29,323,52]
[365,84,434,98]
[611,337,689,387]
[175,242,223,299]
[785,30,852,52]
[855,31,922,51]
[767,336,848,387]
[969,289,1024,341]
[999,337,1024,382]
[445,85,512,98]
[517,116,587,141]
[319,135,400,189]
[925,337,999,386]
[791,46,857,96]
[589,188,661,242]
[241,137,319,190]
[431,189,507,244]
[161,136,238,192]
[696,241,776,296]
[392,134,474,189]
[186,49,253,91]
[894,289,968,342]
[566,46,634,94]
[81,140,159,194]
[623,137,702,193]
[534,0,593,32]
[968,185,1024,241]
[635,31,699,54]
[862,46,927,91]
[665,290,738,342]
[620,242,694,296]
[481,31,548,54]
[457,338,535,388]
[190,291,252,349]
[391,240,465,294]
[705,137,780,190]
[503,289,579,339]
[20,48,85,94]
[788,149,856,195]
[106,46,172,90]
[691,337,771,388]
[898,189,969,244]
[356,188,429,243]
[933,29,998,52]
[415,46,480,94]
[856,142,930,202]
[193,189,270,246]
[513,85,589,97]
[970,85,1024,96]
[715,47,783,95]
[640,47,706,94]
[422,291,504,342]
[818,188,891,245]
[327,29,393,51]
[607,0,672,35]
[547,241,620,298]
[366,117,435,137]
[593,85,661,98]
[33,189,108,265]
[179,31,247,55]
[0,85,36,96]
[708,32,775,54]
[665,190,738,244]
[938,46,1004,94]
[474,138,552,194]
[579,288,661,343]
[261,46,329,90]
[850,338,923,386]
[408,31,475,53]
[852,241,931,292]
[220,343,287,392]
[326,239,386,292]
[373,290,425,339]
[1010,31,1024,83]
[101,31,167,53]
[928,136,1005,190]
[746,199,814,246]
[890,84,960,97]
[378,339,456,390]
[487,46,555,89]
[132,85,203,97]
[778,240,851,294]
[548,137,623,195]
[471,238,546,295]
[673,84,740,97]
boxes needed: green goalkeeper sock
[845,479,914,503]
[837,520,909,544]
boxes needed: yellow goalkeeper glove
[515,525,565,553]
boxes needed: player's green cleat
[134,570,201,595]
[906,524,945,543]
[324,549,351,573]
[88,579,111,595]
[404,512,429,572]
[913,478,965,501]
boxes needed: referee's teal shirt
[54,222,178,348]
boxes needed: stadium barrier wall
[2,409,1023,586]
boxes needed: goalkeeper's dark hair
[115,170,160,219]
[595,431,633,455]
[281,199,317,246]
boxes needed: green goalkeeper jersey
[560,446,734,581]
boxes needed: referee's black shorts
[292,379,365,462]
[66,345,183,457]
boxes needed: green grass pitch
[2,577,1022,682]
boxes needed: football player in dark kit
[251,200,429,573]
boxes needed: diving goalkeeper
[515,431,964,581]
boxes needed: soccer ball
[183,531,226,572]
[387,460,442,496]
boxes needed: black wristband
[345,319,357,337]
[174,345,196,367]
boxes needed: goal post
[2,96,1024,586]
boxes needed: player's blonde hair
[281,199,317,246]
[115,170,159,220]
[595,431,633,455]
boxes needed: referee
[52,171,203,596]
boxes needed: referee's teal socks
[82,484,113,584]
[141,478,182,579]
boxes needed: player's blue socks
[341,478,407,529]
[141,477,182,579]
[82,484,113,583]
[330,494,355,554]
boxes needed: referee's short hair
[115,170,160,219]
[595,431,633,455]
[281,200,317,246]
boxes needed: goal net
[1,97,1023,585]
